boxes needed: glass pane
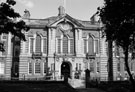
[63,36,68,54]
[58,39,61,54]
[35,62,41,74]
[84,39,87,54]
[29,62,32,74]
[88,36,94,55]
[30,38,34,53]
[43,38,47,54]
[70,39,74,54]
[35,35,41,53]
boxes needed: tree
[98,0,135,86]
[0,0,29,51]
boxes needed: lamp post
[54,52,56,80]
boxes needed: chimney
[23,9,30,19]
[58,6,65,16]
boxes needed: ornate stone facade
[0,6,134,81]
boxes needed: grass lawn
[97,81,134,92]
[0,80,77,92]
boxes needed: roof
[24,13,100,29]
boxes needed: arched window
[56,22,75,54]
[35,35,41,53]
[84,35,94,55]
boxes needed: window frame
[28,61,32,75]
[34,61,41,75]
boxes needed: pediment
[48,14,84,28]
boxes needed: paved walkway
[76,88,106,92]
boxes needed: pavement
[68,79,106,92]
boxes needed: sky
[12,0,104,21]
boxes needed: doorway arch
[61,62,71,78]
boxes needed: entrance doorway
[61,62,71,78]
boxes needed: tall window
[63,36,68,54]
[43,38,47,54]
[76,63,78,71]
[35,62,41,74]
[88,36,94,55]
[84,39,87,54]
[44,62,47,73]
[90,61,94,72]
[51,63,54,71]
[35,35,41,53]
[95,40,99,54]
[79,64,81,71]
[28,62,32,74]
[84,35,94,55]
[56,23,75,54]
[117,62,120,72]
[70,39,74,54]
[131,62,134,71]
[115,47,120,57]
[57,39,61,54]
[97,62,100,73]
[30,38,34,53]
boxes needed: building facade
[0,6,135,81]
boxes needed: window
[79,64,81,71]
[83,35,94,55]
[97,62,100,73]
[0,62,4,74]
[117,62,120,72]
[44,62,47,73]
[84,39,87,54]
[30,38,34,53]
[70,39,74,54]
[25,39,29,53]
[90,61,94,72]
[88,36,94,55]
[28,62,32,74]
[115,47,120,57]
[95,40,99,54]
[43,38,47,54]
[63,36,68,54]
[51,63,54,71]
[131,62,134,71]
[76,63,78,71]
[35,35,41,54]
[2,42,6,55]
[57,39,61,54]
[56,25,75,54]
[35,62,41,74]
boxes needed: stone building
[0,6,134,81]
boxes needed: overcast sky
[13,0,104,20]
